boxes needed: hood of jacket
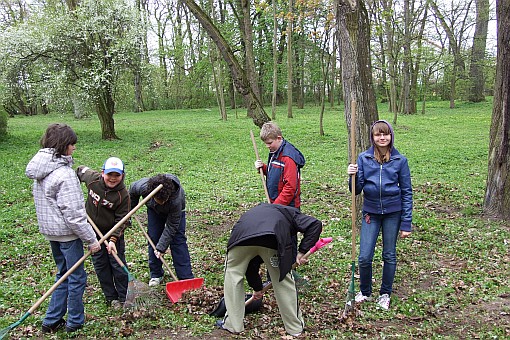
[369,120,395,151]
[26,148,73,181]
[276,140,305,168]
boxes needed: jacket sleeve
[76,165,96,185]
[111,190,131,241]
[56,169,97,245]
[398,158,413,232]
[273,156,299,206]
[129,178,147,210]
[294,212,322,254]
[155,200,182,252]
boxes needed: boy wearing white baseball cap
[76,157,130,309]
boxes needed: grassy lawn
[0,99,509,339]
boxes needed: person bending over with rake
[217,203,322,337]
[347,120,413,310]
[77,157,130,309]
[129,174,194,286]
[26,123,101,334]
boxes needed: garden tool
[133,215,203,303]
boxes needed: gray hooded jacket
[25,148,97,244]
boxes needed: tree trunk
[271,0,278,120]
[483,0,510,219]
[336,0,379,155]
[468,0,489,102]
[287,0,294,118]
[181,0,269,127]
[96,87,118,140]
[401,0,413,115]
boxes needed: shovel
[133,215,204,303]
[0,184,163,340]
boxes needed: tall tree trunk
[468,0,489,102]
[271,0,278,120]
[181,0,269,127]
[401,0,412,115]
[484,0,510,219]
[336,0,379,155]
[287,0,294,118]
[381,0,398,113]
[96,86,118,140]
[238,0,261,101]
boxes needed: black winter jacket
[227,203,322,282]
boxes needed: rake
[344,99,358,315]
[87,215,155,310]
[0,184,162,340]
[133,215,204,303]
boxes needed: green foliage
[0,100,508,339]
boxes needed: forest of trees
[0,0,496,136]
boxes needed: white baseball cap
[103,157,124,174]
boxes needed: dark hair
[147,174,176,202]
[40,123,78,157]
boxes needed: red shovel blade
[165,278,204,303]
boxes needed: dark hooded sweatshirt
[76,166,130,242]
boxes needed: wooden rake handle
[350,100,357,261]
[87,215,125,269]
[250,130,271,203]
[133,215,179,282]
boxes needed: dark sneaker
[41,318,65,333]
[65,324,83,333]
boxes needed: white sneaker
[149,276,164,287]
[355,292,372,303]
[377,294,390,310]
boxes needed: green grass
[0,99,509,339]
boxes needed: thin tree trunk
[287,0,293,118]
[271,0,278,120]
[468,0,489,102]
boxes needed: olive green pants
[222,246,304,335]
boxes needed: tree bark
[483,0,510,219]
[181,0,269,127]
[468,0,489,102]
[336,0,379,155]
[287,0,294,118]
[271,0,278,120]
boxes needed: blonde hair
[260,121,283,141]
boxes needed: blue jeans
[358,211,401,297]
[43,239,87,329]
[147,209,193,279]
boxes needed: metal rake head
[123,279,159,310]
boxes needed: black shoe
[41,318,65,333]
[65,324,83,333]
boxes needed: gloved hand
[254,160,263,169]
[89,241,101,254]
[107,241,117,254]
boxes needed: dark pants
[147,209,194,279]
[91,234,128,303]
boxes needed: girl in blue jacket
[347,120,413,310]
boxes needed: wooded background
[0,0,496,136]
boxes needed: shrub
[0,108,7,141]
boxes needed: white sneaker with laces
[377,293,391,310]
[149,276,164,287]
[355,292,372,303]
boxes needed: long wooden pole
[250,130,271,203]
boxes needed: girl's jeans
[147,209,194,279]
[44,239,87,328]
[358,211,401,297]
